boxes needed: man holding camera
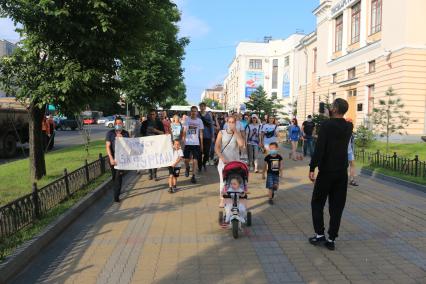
[308,99,353,250]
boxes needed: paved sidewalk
[10,157,426,284]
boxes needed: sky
[0,0,318,104]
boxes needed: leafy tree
[119,2,188,112]
[0,0,186,180]
[202,97,223,110]
[354,125,375,148]
[371,87,415,153]
[245,86,282,117]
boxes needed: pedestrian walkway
[10,158,426,284]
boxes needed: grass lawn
[360,141,426,161]
[0,140,107,206]
[356,160,426,186]
[0,172,111,261]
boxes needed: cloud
[173,0,210,39]
[0,18,20,42]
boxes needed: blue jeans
[303,138,314,157]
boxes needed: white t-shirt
[223,121,245,132]
[246,124,261,145]
[261,123,278,146]
[184,117,204,145]
[170,149,184,167]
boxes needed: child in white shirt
[168,139,184,193]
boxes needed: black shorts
[183,145,201,159]
[168,166,181,177]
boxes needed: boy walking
[168,139,184,193]
[262,142,283,205]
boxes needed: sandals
[349,179,359,186]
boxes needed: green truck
[0,97,29,158]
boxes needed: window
[371,0,382,34]
[332,73,337,83]
[368,84,375,114]
[284,56,289,66]
[348,89,357,97]
[313,48,317,73]
[348,67,356,79]
[368,60,376,73]
[249,59,262,69]
[357,103,363,112]
[335,14,343,52]
[351,2,361,44]
[272,59,278,89]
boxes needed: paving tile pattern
[10,158,426,284]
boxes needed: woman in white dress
[215,116,245,207]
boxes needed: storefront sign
[115,135,173,170]
[331,0,358,17]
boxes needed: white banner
[114,135,173,170]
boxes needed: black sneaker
[191,175,196,184]
[149,175,153,180]
[168,187,173,193]
[185,167,190,177]
[309,234,326,246]
[172,186,176,193]
[325,239,335,250]
[268,198,274,205]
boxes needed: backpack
[264,125,278,138]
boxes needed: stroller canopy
[223,161,249,182]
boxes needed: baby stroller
[218,161,252,239]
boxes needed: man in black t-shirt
[302,115,315,157]
[141,109,165,180]
[106,116,130,202]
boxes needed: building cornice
[313,1,331,16]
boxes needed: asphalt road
[0,124,110,165]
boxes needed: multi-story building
[200,84,225,108]
[223,34,305,114]
[0,40,17,97]
[0,40,16,58]
[294,0,426,139]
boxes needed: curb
[361,168,426,193]
[0,177,113,284]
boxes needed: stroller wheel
[232,219,239,239]
[246,211,252,227]
[218,211,224,225]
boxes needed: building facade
[200,84,225,108]
[294,0,426,138]
[223,34,305,114]
[0,40,17,97]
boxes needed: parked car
[97,116,113,124]
[83,118,96,125]
[55,116,80,131]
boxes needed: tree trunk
[29,103,46,181]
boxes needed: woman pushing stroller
[215,116,245,208]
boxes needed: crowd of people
[106,98,358,250]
